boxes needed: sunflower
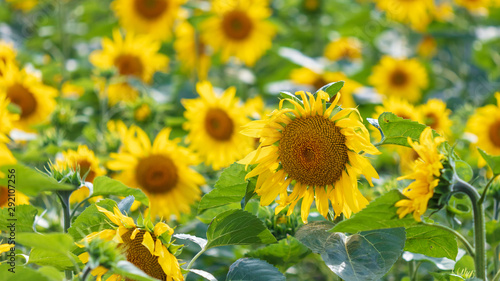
[239,91,380,223]
[5,0,38,12]
[108,81,141,106]
[61,82,85,99]
[374,0,435,31]
[200,0,276,66]
[174,21,211,80]
[111,0,185,41]
[454,0,491,14]
[108,126,205,218]
[79,206,183,281]
[290,68,362,108]
[418,99,452,137]
[0,186,30,207]
[417,36,437,58]
[0,93,18,139]
[324,37,362,62]
[368,56,428,103]
[433,2,455,22]
[396,128,445,221]
[90,29,169,83]
[0,41,17,73]
[0,63,57,132]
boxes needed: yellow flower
[324,37,362,62]
[290,68,362,108]
[374,0,435,31]
[418,99,452,137]
[0,63,57,132]
[0,186,30,207]
[108,81,140,106]
[80,206,183,281]
[454,0,491,14]
[433,2,455,22]
[108,126,205,218]
[0,93,19,139]
[134,103,151,122]
[90,29,169,83]
[182,81,254,170]
[111,0,185,41]
[61,82,85,98]
[369,56,428,103]
[239,91,380,223]
[417,36,437,58]
[174,21,211,80]
[0,41,17,73]
[5,0,38,12]
[201,0,276,66]
[396,128,445,221]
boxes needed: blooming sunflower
[418,99,452,137]
[290,68,362,109]
[454,0,491,14]
[396,127,445,221]
[111,0,185,41]
[182,81,254,170]
[324,37,362,62]
[108,126,205,218]
[200,0,276,66]
[368,56,428,103]
[374,0,435,31]
[0,186,30,207]
[79,206,183,281]
[239,91,380,223]
[174,21,211,80]
[90,29,169,83]
[0,63,57,132]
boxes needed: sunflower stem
[479,174,499,206]
[184,248,206,278]
[57,190,73,280]
[494,199,499,275]
[422,222,474,258]
[80,264,92,281]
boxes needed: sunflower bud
[45,160,86,188]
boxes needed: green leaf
[330,190,416,233]
[205,209,277,250]
[246,235,310,271]
[196,203,241,224]
[478,148,500,175]
[279,91,302,105]
[37,266,65,281]
[455,160,473,182]
[376,112,429,148]
[0,264,50,281]
[0,204,37,232]
[28,248,78,270]
[430,272,466,281]
[295,221,405,281]
[226,258,285,281]
[68,199,117,242]
[486,220,500,247]
[113,261,161,281]
[317,81,345,98]
[404,224,458,259]
[16,233,75,253]
[92,176,149,206]
[243,177,257,209]
[0,164,74,196]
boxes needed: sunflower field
[1,0,500,280]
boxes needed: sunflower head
[374,0,434,31]
[324,37,362,62]
[418,99,452,137]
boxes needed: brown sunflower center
[121,229,168,280]
[114,54,144,78]
[425,112,439,129]
[0,186,8,207]
[134,0,168,20]
[204,108,234,141]
[136,154,178,194]
[221,10,253,40]
[390,68,409,87]
[7,83,37,118]
[73,160,96,182]
[489,120,500,148]
[279,115,349,187]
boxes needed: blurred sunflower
[374,0,434,31]
[396,127,445,221]
[79,206,183,281]
[239,91,380,223]
[201,0,276,66]
[111,0,185,41]
[433,2,455,22]
[0,93,17,177]
[108,126,205,218]
[368,56,428,103]
[90,29,169,83]
[0,41,17,72]
[373,97,422,122]
[61,82,85,99]
[290,68,362,108]
[417,36,437,58]
[0,63,57,132]
[454,0,491,14]
[108,81,141,106]
[324,37,362,62]
[5,0,38,12]
[418,99,452,137]
[0,186,30,207]
[182,81,254,170]
[174,21,211,80]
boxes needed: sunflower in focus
[374,0,434,31]
[79,206,183,281]
[454,0,491,14]
[5,0,38,12]
[0,63,57,132]
[396,128,445,221]
[174,21,211,80]
[111,0,185,41]
[108,126,205,218]
[418,99,452,137]
[182,81,254,170]
[324,37,362,62]
[90,29,169,83]
[201,0,276,66]
[239,91,380,223]
[369,56,428,103]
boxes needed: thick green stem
[57,190,73,280]
[453,177,486,280]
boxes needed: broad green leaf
[113,261,161,281]
[317,81,345,98]
[243,177,257,209]
[68,199,117,242]
[404,224,458,259]
[330,190,416,233]
[226,258,285,281]
[430,272,466,281]
[454,255,475,272]
[16,233,75,253]
[0,204,37,232]
[92,176,149,206]
[478,148,500,175]
[205,209,277,250]
[454,160,473,182]
[402,249,466,270]
[486,220,500,247]
[28,248,78,270]
[0,263,50,281]
[376,112,429,147]
[246,235,310,271]
[295,221,405,281]
[0,164,74,196]
[196,203,241,224]
[37,266,65,281]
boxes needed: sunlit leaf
[478,148,500,175]
[91,176,149,206]
[404,224,458,259]
[376,112,429,148]
[0,204,37,233]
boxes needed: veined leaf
[226,258,285,281]
[67,199,117,242]
[376,112,429,148]
[91,176,149,206]
[0,204,37,232]
[404,224,458,259]
[478,148,500,175]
